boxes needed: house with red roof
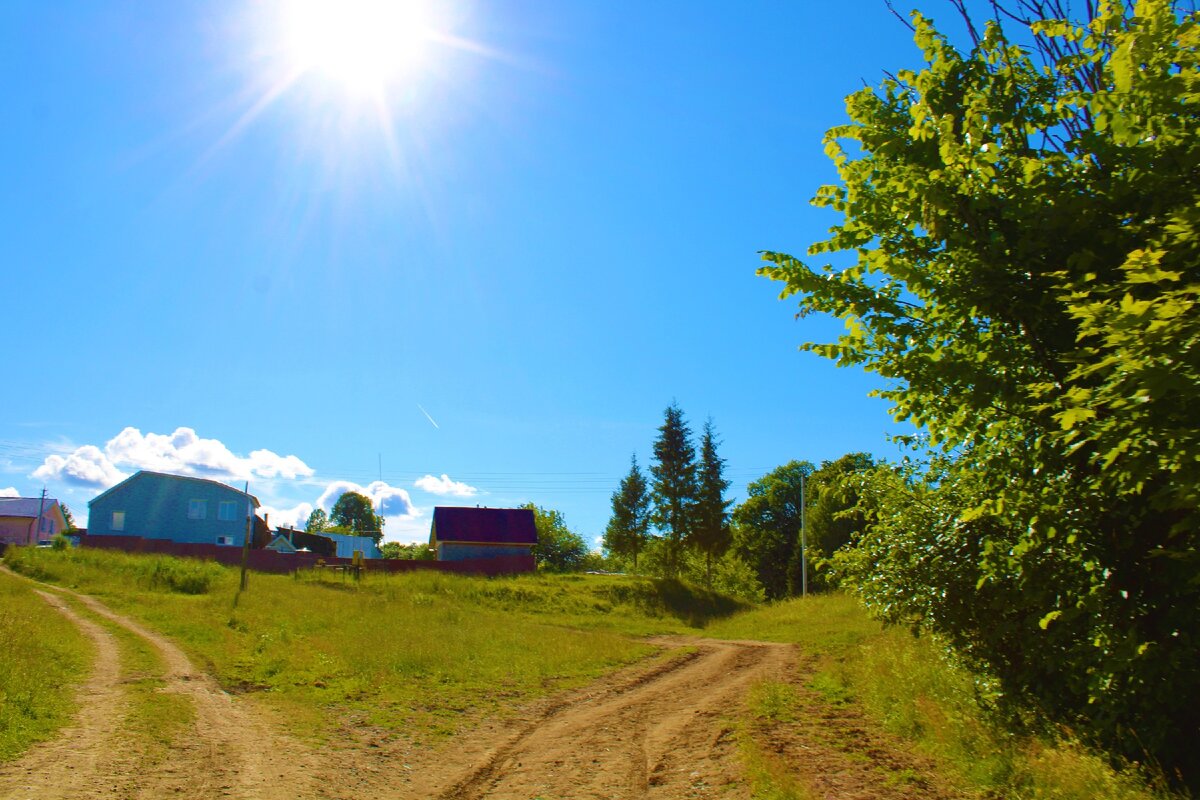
[429,506,538,562]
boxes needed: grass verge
[3,547,742,745]
[711,595,1177,800]
[0,569,92,761]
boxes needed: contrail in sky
[417,404,440,429]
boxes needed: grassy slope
[2,547,744,743]
[3,548,1174,800]
[706,595,1173,800]
[0,569,92,760]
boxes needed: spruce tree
[693,418,732,588]
[602,454,652,571]
[650,402,697,577]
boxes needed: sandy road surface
[0,589,126,800]
[0,573,322,800]
[423,637,793,800]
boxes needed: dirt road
[2,576,957,800]
[426,637,792,800]
[0,578,323,800]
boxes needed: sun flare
[279,0,437,95]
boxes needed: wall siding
[88,474,253,546]
[437,542,534,562]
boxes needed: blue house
[87,471,259,547]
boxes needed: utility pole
[31,488,47,545]
[800,471,807,598]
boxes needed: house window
[188,499,207,520]
[218,501,238,521]
[216,535,234,546]
[111,511,125,531]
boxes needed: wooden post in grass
[239,481,251,591]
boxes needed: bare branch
[884,0,917,32]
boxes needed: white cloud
[259,502,313,530]
[414,473,478,497]
[0,486,19,497]
[30,426,314,493]
[383,510,430,545]
[102,427,313,481]
[317,480,419,519]
[32,445,128,489]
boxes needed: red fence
[78,534,535,576]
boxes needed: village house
[87,471,260,547]
[0,496,68,547]
[429,506,538,562]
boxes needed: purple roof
[0,497,60,518]
[431,507,538,545]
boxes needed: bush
[143,557,223,595]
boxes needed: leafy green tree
[650,402,698,577]
[732,460,812,600]
[787,452,874,593]
[380,541,436,560]
[522,502,588,572]
[305,508,329,533]
[761,1,1199,782]
[330,492,384,544]
[692,418,732,587]
[603,454,652,571]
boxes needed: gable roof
[87,470,261,508]
[0,497,61,518]
[265,534,299,553]
[431,506,538,546]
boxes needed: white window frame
[111,511,125,531]
[217,501,238,521]
[216,535,234,546]
[188,499,207,520]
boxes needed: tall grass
[0,570,91,761]
[4,545,221,595]
[715,595,1176,800]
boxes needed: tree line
[601,403,733,587]
[598,403,873,601]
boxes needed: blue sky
[1,1,941,544]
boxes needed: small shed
[429,506,537,562]
[266,527,337,558]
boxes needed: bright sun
[279,0,438,96]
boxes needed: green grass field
[1,546,1176,800]
[0,568,92,760]
[1,547,741,744]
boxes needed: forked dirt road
[2,574,957,800]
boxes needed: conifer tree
[650,402,697,577]
[603,454,652,571]
[692,418,732,588]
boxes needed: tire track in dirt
[65,590,324,800]
[0,589,126,800]
[428,636,795,800]
[0,572,324,800]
